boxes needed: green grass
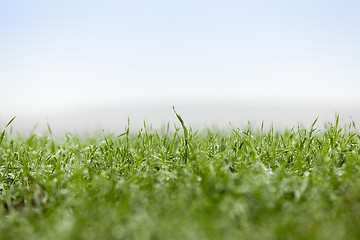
[1,114,360,240]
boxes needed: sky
[1,0,360,133]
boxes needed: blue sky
[1,0,360,121]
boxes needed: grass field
[1,113,360,240]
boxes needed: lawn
[0,113,360,240]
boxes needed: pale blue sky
[1,1,360,129]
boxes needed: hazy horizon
[1,102,359,136]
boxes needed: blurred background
[1,0,359,135]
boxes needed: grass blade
[0,116,16,145]
[47,123,53,136]
[173,106,189,163]
[172,106,188,139]
[6,116,16,128]
[0,130,5,146]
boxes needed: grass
[0,113,360,240]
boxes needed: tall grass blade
[0,116,16,145]
[47,123,53,136]
[6,116,16,128]
[173,106,189,163]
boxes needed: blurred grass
[0,115,360,239]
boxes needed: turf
[0,114,360,240]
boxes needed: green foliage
[0,115,360,239]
